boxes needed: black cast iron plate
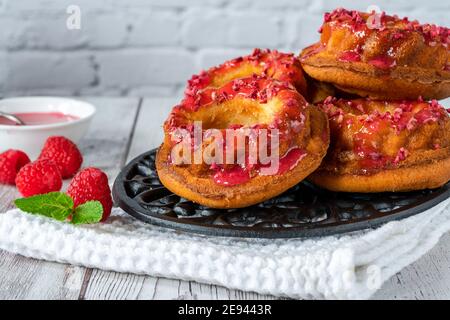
[113,149,450,238]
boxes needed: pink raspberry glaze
[168,76,305,128]
[0,112,79,126]
[271,148,307,175]
[211,148,307,187]
[319,97,449,173]
[164,76,311,187]
[316,8,449,72]
[368,56,397,69]
[338,51,361,62]
[213,165,250,187]
[185,48,306,97]
[322,8,449,46]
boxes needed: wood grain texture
[1,97,449,300]
[372,232,450,300]
[127,98,175,160]
[0,97,140,300]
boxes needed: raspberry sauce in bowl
[0,112,79,126]
[0,97,96,159]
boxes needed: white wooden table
[0,97,449,300]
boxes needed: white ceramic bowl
[0,97,96,159]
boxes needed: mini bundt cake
[300,8,450,100]
[309,97,450,192]
[157,76,329,208]
[186,48,308,98]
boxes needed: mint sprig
[72,201,103,225]
[15,192,73,221]
[15,192,103,225]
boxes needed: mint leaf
[15,193,104,225]
[15,192,74,221]
[71,201,103,225]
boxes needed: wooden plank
[81,98,174,300]
[81,270,146,300]
[136,278,279,300]
[78,97,142,176]
[0,97,140,300]
[127,97,176,160]
[372,232,450,300]
[0,187,17,212]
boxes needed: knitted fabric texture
[0,198,449,299]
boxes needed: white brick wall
[0,0,448,98]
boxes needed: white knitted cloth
[0,198,449,300]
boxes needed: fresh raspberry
[0,150,31,185]
[67,167,113,222]
[15,160,63,197]
[38,136,83,179]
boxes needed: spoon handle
[0,111,25,125]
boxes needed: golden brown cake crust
[302,62,450,100]
[187,48,308,98]
[309,98,450,193]
[300,8,450,100]
[157,106,329,208]
[309,154,450,192]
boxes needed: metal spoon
[0,111,25,125]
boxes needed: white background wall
[0,0,448,98]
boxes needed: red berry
[38,136,83,179]
[0,150,31,185]
[15,160,62,197]
[67,167,113,222]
